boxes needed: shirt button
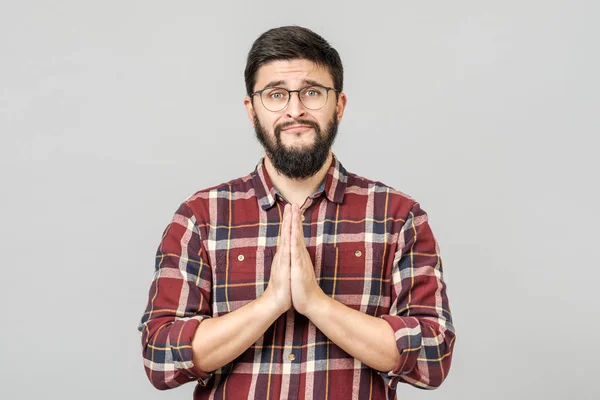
[354,250,362,258]
[288,353,296,361]
[238,254,245,261]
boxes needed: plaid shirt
[138,154,455,399]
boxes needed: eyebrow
[260,79,328,90]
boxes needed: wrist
[260,287,289,317]
[302,290,330,320]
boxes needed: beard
[253,113,339,180]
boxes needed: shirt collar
[252,153,348,211]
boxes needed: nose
[285,91,307,119]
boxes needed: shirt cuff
[380,315,422,384]
[169,315,214,385]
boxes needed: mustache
[275,120,320,134]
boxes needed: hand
[264,203,293,315]
[290,204,325,316]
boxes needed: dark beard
[253,113,339,180]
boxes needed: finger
[286,204,293,243]
[293,204,304,248]
[294,206,310,260]
[271,250,279,269]
[291,205,304,261]
[280,204,291,264]
[280,204,290,239]
[290,205,297,256]
[277,205,284,256]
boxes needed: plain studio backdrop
[1,1,598,399]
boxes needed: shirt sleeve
[379,202,456,390]
[137,201,214,390]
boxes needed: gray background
[1,1,598,399]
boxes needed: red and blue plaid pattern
[138,154,456,399]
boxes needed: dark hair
[244,26,344,96]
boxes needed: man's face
[244,59,347,180]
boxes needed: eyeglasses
[251,85,339,112]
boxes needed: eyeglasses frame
[250,85,340,112]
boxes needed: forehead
[254,59,334,89]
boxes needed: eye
[266,89,288,100]
[302,87,323,97]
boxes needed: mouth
[280,125,313,133]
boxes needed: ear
[335,92,347,123]
[244,96,256,126]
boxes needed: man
[138,26,455,399]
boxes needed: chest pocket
[212,248,273,316]
[319,244,386,316]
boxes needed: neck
[264,151,333,208]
